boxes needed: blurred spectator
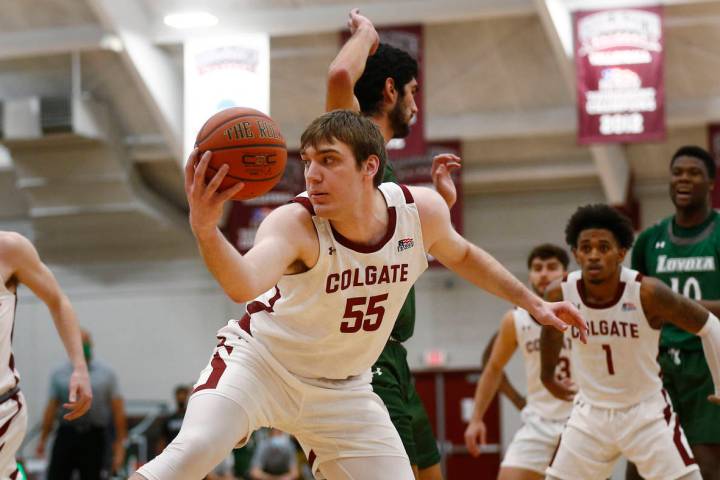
[36,329,127,479]
[249,429,298,480]
[155,385,190,454]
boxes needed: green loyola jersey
[383,161,415,341]
[631,210,720,350]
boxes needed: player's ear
[383,78,397,104]
[571,247,580,263]
[364,155,380,179]
[617,248,627,263]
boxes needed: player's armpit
[640,276,709,333]
[239,203,319,298]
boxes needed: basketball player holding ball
[132,109,586,480]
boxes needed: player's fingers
[204,164,228,197]
[62,402,81,420]
[184,149,199,189]
[708,395,720,405]
[193,151,212,188]
[465,434,479,457]
[480,426,487,446]
[445,161,462,171]
[218,181,245,203]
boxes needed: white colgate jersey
[561,267,662,408]
[0,278,19,394]
[244,183,427,381]
[514,308,573,420]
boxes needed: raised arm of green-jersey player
[326,9,379,112]
[540,279,577,402]
[640,276,720,403]
[464,311,521,457]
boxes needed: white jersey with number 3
[242,182,428,381]
[514,308,573,420]
[561,267,662,408]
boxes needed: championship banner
[707,124,720,208]
[184,34,270,160]
[575,6,665,144]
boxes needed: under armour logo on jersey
[328,246,336,255]
[655,241,666,249]
[397,238,414,252]
[372,367,383,376]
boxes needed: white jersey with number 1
[561,267,662,408]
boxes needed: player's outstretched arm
[641,276,720,404]
[186,150,312,302]
[326,8,379,112]
[0,233,92,419]
[539,281,577,401]
[411,186,588,341]
[464,310,518,457]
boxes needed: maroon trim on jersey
[330,207,397,254]
[9,468,18,480]
[576,279,626,309]
[399,184,414,204]
[0,393,21,438]
[308,450,316,469]
[239,314,252,336]
[193,337,234,393]
[291,197,315,216]
[635,272,644,282]
[661,389,696,466]
[548,432,563,467]
[562,272,569,282]
[246,287,281,315]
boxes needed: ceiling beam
[152,0,536,42]
[87,0,183,165]
[0,25,118,61]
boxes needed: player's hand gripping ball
[195,107,287,200]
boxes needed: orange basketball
[195,107,287,200]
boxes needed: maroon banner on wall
[575,6,665,144]
[707,124,720,208]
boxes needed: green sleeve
[382,161,399,183]
[631,229,649,274]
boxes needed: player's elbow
[326,68,354,100]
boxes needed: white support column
[533,0,631,204]
[87,0,184,165]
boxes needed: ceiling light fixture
[163,11,219,29]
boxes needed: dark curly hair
[354,43,418,116]
[527,243,569,270]
[670,145,716,180]
[565,204,634,249]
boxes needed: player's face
[670,156,713,210]
[574,229,626,285]
[528,257,565,295]
[301,139,365,217]
[389,78,419,139]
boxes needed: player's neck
[581,269,623,305]
[674,203,712,228]
[371,114,394,144]
[330,188,389,245]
